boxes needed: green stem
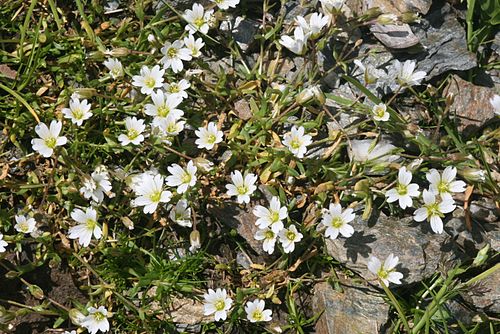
[380,280,411,333]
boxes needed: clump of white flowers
[62,96,92,126]
[80,306,110,334]
[245,299,272,323]
[32,120,67,157]
[80,166,112,203]
[145,91,184,127]
[385,167,420,209]
[195,122,223,150]
[367,254,404,286]
[203,288,233,321]
[118,117,145,146]
[68,207,102,247]
[14,214,37,234]
[131,173,172,214]
[225,170,257,204]
[283,125,312,159]
[317,203,355,240]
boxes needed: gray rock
[326,212,461,285]
[312,282,390,334]
[446,75,498,133]
[348,0,432,15]
[232,17,260,52]
[411,3,477,79]
[370,23,420,49]
[465,268,500,314]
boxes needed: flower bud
[72,88,96,99]
[363,7,383,19]
[107,47,130,57]
[189,230,201,253]
[87,50,105,61]
[400,12,421,24]
[194,157,214,173]
[376,14,398,25]
[296,85,325,106]
[69,308,85,326]
[472,244,489,267]
[459,167,486,183]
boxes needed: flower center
[377,268,389,279]
[181,172,192,184]
[145,77,156,89]
[168,84,180,93]
[167,47,177,58]
[45,137,57,149]
[157,105,170,117]
[93,311,106,321]
[127,129,139,139]
[271,211,280,223]
[194,17,205,28]
[237,185,248,195]
[437,181,449,194]
[19,223,29,232]
[426,203,443,218]
[396,183,408,196]
[331,217,343,228]
[72,108,84,120]
[214,300,225,311]
[374,106,385,118]
[265,230,275,239]
[286,231,296,241]
[167,123,177,133]
[149,190,162,203]
[207,134,216,144]
[252,310,263,321]
[86,219,97,230]
[112,68,121,76]
[290,139,301,150]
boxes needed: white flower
[195,122,223,150]
[296,13,329,39]
[321,0,345,14]
[145,90,184,126]
[413,189,456,234]
[63,331,77,334]
[132,65,165,95]
[254,227,278,254]
[278,225,303,253]
[132,173,172,214]
[14,215,37,234]
[353,59,386,85]
[157,115,186,137]
[203,288,233,321]
[348,139,399,164]
[0,233,7,252]
[225,170,257,204]
[371,103,389,122]
[393,60,426,86]
[80,167,112,203]
[118,117,145,146]
[183,35,204,58]
[160,40,192,73]
[189,230,201,252]
[426,166,466,200]
[103,58,123,79]
[253,196,288,233]
[367,254,404,286]
[317,203,355,240]
[164,79,190,100]
[31,120,67,157]
[80,306,109,334]
[490,94,500,115]
[279,26,308,55]
[68,207,102,247]
[282,125,312,159]
[245,299,272,323]
[166,160,197,194]
[169,199,192,227]
[385,167,420,209]
[212,0,240,10]
[62,97,92,126]
[184,3,214,35]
